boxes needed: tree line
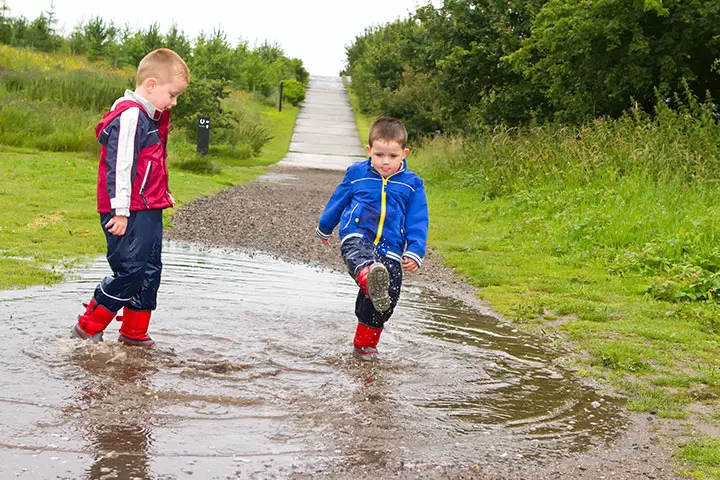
[345,0,720,137]
[0,3,309,130]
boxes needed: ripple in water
[0,241,628,478]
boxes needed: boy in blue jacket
[71,48,189,346]
[317,117,429,360]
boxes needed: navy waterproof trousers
[94,209,163,313]
[341,236,403,330]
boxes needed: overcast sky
[4,0,435,76]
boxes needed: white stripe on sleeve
[110,107,140,214]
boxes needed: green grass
[408,138,720,478]
[0,148,101,288]
[247,103,299,166]
[0,99,298,289]
[0,43,300,289]
[678,438,720,479]
[417,165,720,391]
[346,78,371,146]
[345,82,720,477]
[0,146,251,289]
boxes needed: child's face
[146,76,188,112]
[367,139,409,178]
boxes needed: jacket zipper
[139,161,152,208]
[372,165,404,245]
[373,176,389,245]
[162,140,173,204]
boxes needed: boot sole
[353,346,379,361]
[366,263,391,312]
[71,324,104,343]
[118,334,155,347]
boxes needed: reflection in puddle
[0,242,627,478]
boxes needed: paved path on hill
[278,75,367,170]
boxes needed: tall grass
[0,87,100,151]
[0,44,126,74]
[0,46,281,166]
[2,68,131,111]
[414,97,720,305]
[419,102,720,201]
[0,45,133,152]
[167,90,285,174]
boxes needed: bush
[173,77,230,133]
[172,154,220,174]
[281,79,305,106]
[221,91,274,156]
[0,96,99,152]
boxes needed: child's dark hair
[368,117,408,148]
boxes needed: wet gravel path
[166,166,685,480]
[168,167,475,303]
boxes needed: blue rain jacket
[316,159,429,267]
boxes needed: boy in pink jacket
[71,48,189,346]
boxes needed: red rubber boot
[355,263,391,312]
[72,299,116,342]
[353,322,383,361]
[117,308,155,347]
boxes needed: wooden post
[279,81,284,112]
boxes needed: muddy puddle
[0,242,628,479]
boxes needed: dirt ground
[166,166,691,480]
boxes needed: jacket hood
[95,90,170,140]
[116,90,163,120]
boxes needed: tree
[83,16,117,61]
[190,29,235,81]
[8,15,29,47]
[0,2,13,44]
[164,23,192,62]
[509,0,720,122]
[413,0,547,129]
[345,19,425,115]
[67,23,86,54]
[289,58,309,83]
[121,23,164,67]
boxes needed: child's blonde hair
[136,48,190,87]
[368,117,408,148]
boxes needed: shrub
[281,79,305,106]
[173,77,230,133]
[172,154,220,174]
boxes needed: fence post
[279,81,284,112]
[197,116,210,156]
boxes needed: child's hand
[105,215,128,236]
[318,232,335,246]
[402,257,419,272]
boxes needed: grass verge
[344,84,720,478]
[0,101,298,289]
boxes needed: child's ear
[403,147,410,157]
[365,144,372,155]
[144,78,158,92]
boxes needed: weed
[173,155,221,175]
[677,437,720,479]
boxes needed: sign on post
[197,116,210,156]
